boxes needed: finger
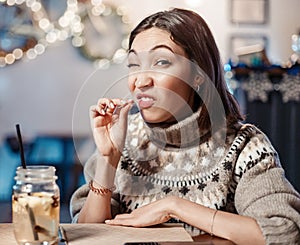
[114,213,132,219]
[105,100,117,114]
[111,99,133,117]
[89,100,107,118]
[89,104,111,129]
[100,99,130,116]
[120,99,134,115]
[110,99,133,125]
[105,217,133,226]
[109,98,125,115]
[89,105,100,119]
[97,98,115,115]
[109,100,134,150]
[104,219,127,226]
[117,100,134,125]
[89,105,109,129]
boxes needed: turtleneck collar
[143,107,210,148]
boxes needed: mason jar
[12,165,60,245]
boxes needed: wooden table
[0,223,234,244]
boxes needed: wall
[0,0,300,142]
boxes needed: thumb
[118,100,134,127]
[110,101,134,152]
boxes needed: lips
[136,93,155,109]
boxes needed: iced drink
[12,192,60,245]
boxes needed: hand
[90,98,133,165]
[105,197,176,227]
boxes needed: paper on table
[0,224,18,245]
[61,223,193,245]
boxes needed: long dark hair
[129,8,244,132]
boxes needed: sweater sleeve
[69,152,120,223]
[234,127,300,244]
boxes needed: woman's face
[127,27,195,124]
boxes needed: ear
[192,74,204,91]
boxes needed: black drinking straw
[15,125,38,240]
[15,124,27,169]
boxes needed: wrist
[94,153,117,188]
[89,180,115,195]
[98,147,121,168]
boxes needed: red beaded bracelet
[88,180,116,196]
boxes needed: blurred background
[0,0,300,223]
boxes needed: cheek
[159,66,192,87]
[127,76,135,92]
[179,82,193,97]
[161,78,192,98]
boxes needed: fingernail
[100,109,106,115]
[120,99,126,105]
[109,102,115,108]
[105,220,111,224]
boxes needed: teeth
[140,97,153,102]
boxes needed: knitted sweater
[70,110,300,244]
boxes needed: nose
[134,72,154,89]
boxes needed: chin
[140,109,173,124]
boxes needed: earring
[194,75,203,92]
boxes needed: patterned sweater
[70,110,300,244]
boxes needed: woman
[70,8,300,244]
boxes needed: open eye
[155,59,171,66]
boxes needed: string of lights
[0,0,131,68]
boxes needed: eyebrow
[128,44,175,55]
